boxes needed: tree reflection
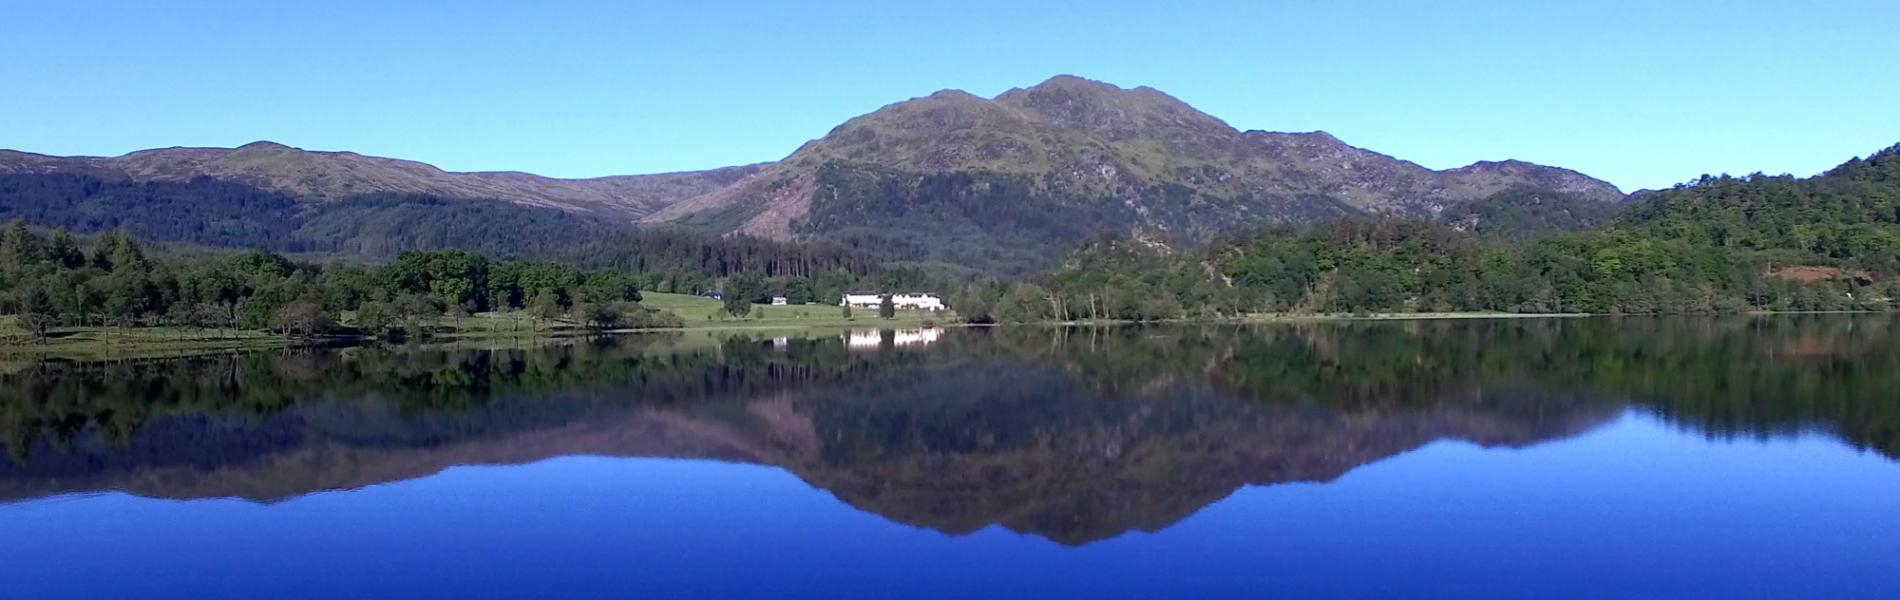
[2,316,1896,544]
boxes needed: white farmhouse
[841,292,883,308]
[840,291,948,311]
[893,293,946,312]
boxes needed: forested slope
[951,143,1900,321]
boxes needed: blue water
[2,320,1898,598]
[4,412,1895,599]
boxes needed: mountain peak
[236,140,294,151]
[1457,159,1534,170]
[997,74,1165,106]
[924,88,984,102]
[1021,74,1125,93]
[226,141,304,161]
[1448,159,1625,200]
[993,75,1231,140]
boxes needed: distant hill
[1440,187,1626,240]
[0,172,619,259]
[1614,142,1900,272]
[0,141,762,220]
[0,75,1624,271]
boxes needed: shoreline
[2,310,1889,363]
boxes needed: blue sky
[2,1,1896,191]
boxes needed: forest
[948,143,1900,322]
[0,215,957,342]
[0,221,686,339]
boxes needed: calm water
[2,318,1898,598]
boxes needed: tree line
[7,317,1896,469]
[0,220,685,339]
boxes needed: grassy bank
[1234,311,1594,322]
[0,294,955,362]
[640,292,950,330]
[12,299,1831,363]
[0,317,304,362]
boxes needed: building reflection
[844,327,943,350]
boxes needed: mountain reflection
[2,317,1896,544]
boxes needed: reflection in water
[847,330,882,349]
[892,327,942,347]
[845,327,944,350]
[2,317,1897,544]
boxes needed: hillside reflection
[2,316,1896,544]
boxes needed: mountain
[0,171,626,258]
[640,76,1623,270]
[0,75,1624,271]
[0,141,762,219]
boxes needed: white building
[893,293,946,311]
[841,292,883,308]
[770,296,789,306]
[840,291,948,311]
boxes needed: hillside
[641,75,1622,271]
[0,142,762,219]
[1,76,1624,272]
[1018,142,1900,318]
[0,172,620,259]
[1613,142,1900,271]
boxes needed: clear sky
[2,1,1896,192]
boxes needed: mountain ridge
[0,141,766,220]
[639,75,1624,269]
[1,75,1626,270]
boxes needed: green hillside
[1001,143,1900,319]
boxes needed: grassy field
[640,292,952,330]
[0,294,956,362]
[0,315,301,361]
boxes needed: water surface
[2,318,1898,598]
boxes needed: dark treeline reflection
[2,316,1896,543]
[979,316,1900,457]
[0,334,910,463]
